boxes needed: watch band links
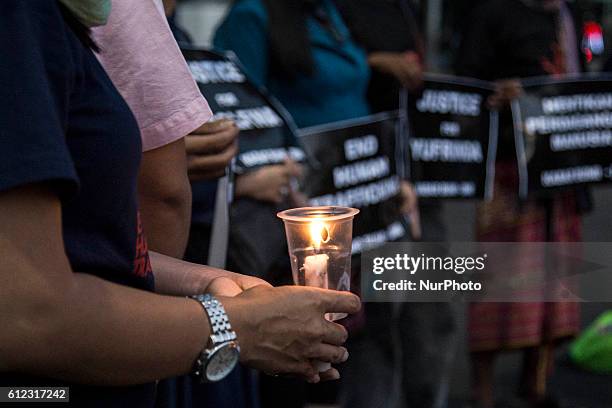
[202,294,237,345]
[190,294,237,345]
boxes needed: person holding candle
[213,3,370,406]
[213,1,422,406]
[0,2,362,406]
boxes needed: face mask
[59,0,112,27]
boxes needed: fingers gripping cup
[278,206,359,372]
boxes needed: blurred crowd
[0,1,610,408]
[172,1,607,407]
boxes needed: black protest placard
[513,76,612,198]
[182,48,304,172]
[299,113,406,254]
[403,75,497,199]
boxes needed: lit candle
[304,220,332,372]
[303,220,331,288]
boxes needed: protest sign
[299,113,406,254]
[183,48,304,172]
[403,75,497,199]
[512,76,612,197]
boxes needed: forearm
[2,271,208,386]
[150,251,271,297]
[367,52,384,69]
[150,250,230,296]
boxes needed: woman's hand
[235,159,303,204]
[185,119,239,181]
[368,51,423,91]
[400,181,421,240]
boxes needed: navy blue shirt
[0,1,154,405]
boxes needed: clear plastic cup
[277,206,359,320]
[278,206,359,372]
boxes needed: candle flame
[309,220,330,251]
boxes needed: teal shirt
[213,0,371,128]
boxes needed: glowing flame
[309,220,330,250]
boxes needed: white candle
[303,254,329,289]
[303,253,331,372]
[305,221,332,373]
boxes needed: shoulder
[214,0,269,49]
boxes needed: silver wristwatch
[190,294,240,383]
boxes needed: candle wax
[303,254,329,289]
[303,253,331,372]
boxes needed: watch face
[205,343,240,382]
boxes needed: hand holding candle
[278,206,359,372]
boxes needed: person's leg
[397,203,455,408]
[399,302,456,408]
[338,303,397,408]
[519,344,554,404]
[471,351,496,408]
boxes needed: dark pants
[339,203,457,408]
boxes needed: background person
[336,1,456,407]
[213,2,371,406]
[214,1,421,406]
[455,1,587,406]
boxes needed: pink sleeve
[92,0,212,151]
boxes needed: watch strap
[190,294,237,346]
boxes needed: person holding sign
[214,1,422,407]
[336,2,456,408]
[456,1,587,407]
[214,2,370,405]
[213,0,420,237]
[0,2,362,407]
